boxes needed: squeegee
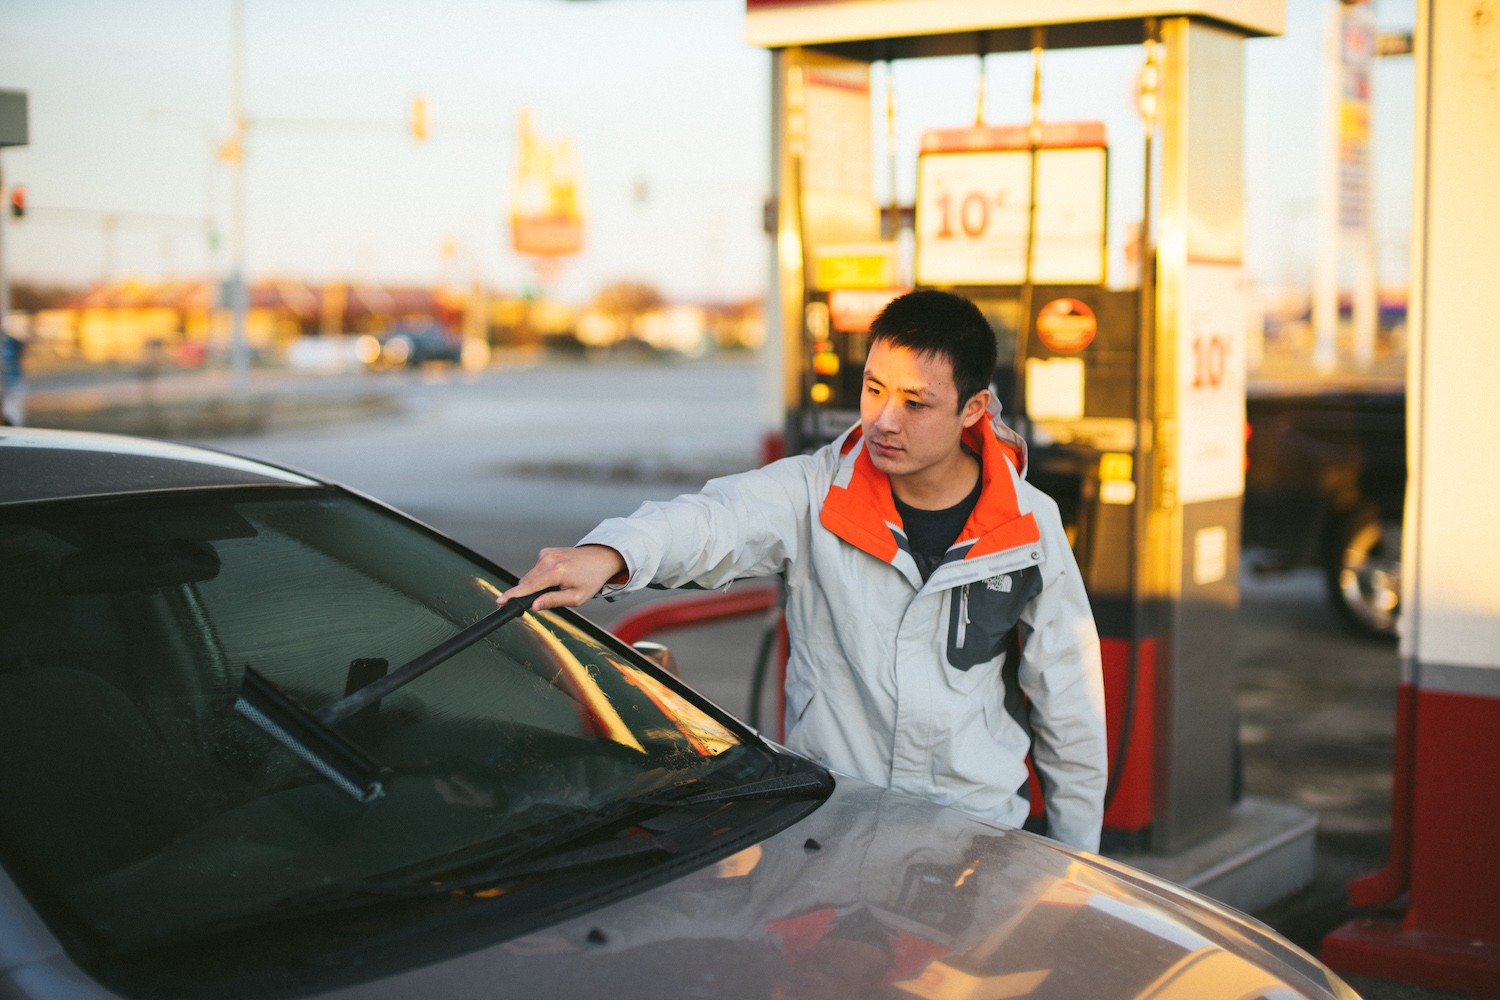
[234,586,559,802]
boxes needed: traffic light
[410,97,429,142]
[9,185,24,218]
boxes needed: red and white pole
[1321,2,1500,993]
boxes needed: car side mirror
[631,640,680,679]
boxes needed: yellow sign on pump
[812,242,898,290]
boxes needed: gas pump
[752,1,1314,910]
[910,110,1158,844]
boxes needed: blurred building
[1254,285,1407,380]
[7,276,762,372]
[11,279,467,368]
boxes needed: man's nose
[872,398,901,434]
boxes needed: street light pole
[0,157,9,421]
[0,159,9,329]
[0,89,30,424]
[227,0,249,399]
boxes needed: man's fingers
[528,584,586,611]
[513,581,588,611]
[498,546,614,611]
[498,570,564,606]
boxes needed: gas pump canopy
[745,0,1282,51]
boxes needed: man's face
[860,339,989,479]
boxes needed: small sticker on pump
[1193,526,1229,585]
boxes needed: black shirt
[892,471,982,582]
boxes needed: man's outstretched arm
[501,455,820,612]
[498,544,626,611]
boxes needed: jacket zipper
[956,583,970,649]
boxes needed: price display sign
[1176,263,1248,503]
[915,122,1107,287]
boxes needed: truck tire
[1325,512,1402,638]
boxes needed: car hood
[322,775,1356,1000]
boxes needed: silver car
[0,428,1361,1000]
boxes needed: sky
[0,0,1416,304]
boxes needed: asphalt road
[199,357,1448,999]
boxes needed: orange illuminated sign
[1035,298,1097,354]
[828,287,906,333]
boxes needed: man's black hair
[867,290,997,412]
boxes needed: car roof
[0,427,320,506]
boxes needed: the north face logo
[985,575,1013,592]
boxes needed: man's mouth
[869,439,902,457]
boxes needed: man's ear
[960,388,992,428]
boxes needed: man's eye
[906,400,927,410]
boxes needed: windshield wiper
[234,586,559,802]
[154,768,832,945]
[418,772,831,894]
[387,771,823,895]
[428,833,681,894]
[633,769,832,808]
[160,827,683,946]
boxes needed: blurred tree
[9,281,78,311]
[591,280,662,320]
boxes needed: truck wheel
[1326,514,1401,637]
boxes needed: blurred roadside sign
[1338,1,1376,229]
[0,90,27,147]
[915,121,1106,287]
[512,215,583,257]
[510,110,583,259]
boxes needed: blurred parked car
[0,429,1363,1000]
[356,322,463,369]
[1243,380,1406,636]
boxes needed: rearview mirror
[59,539,220,594]
[631,640,680,679]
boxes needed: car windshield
[0,485,799,997]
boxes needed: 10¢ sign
[915,139,1107,287]
[1176,263,1248,504]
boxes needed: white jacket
[580,412,1108,852]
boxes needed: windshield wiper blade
[234,586,558,802]
[428,834,680,894]
[427,774,831,894]
[635,769,832,808]
[198,832,682,937]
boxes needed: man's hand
[498,544,626,611]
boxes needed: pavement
[21,364,407,437]
[188,357,1457,1000]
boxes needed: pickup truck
[1242,378,1406,636]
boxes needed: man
[502,290,1107,851]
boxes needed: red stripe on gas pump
[919,121,1107,154]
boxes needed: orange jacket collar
[819,421,1040,567]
